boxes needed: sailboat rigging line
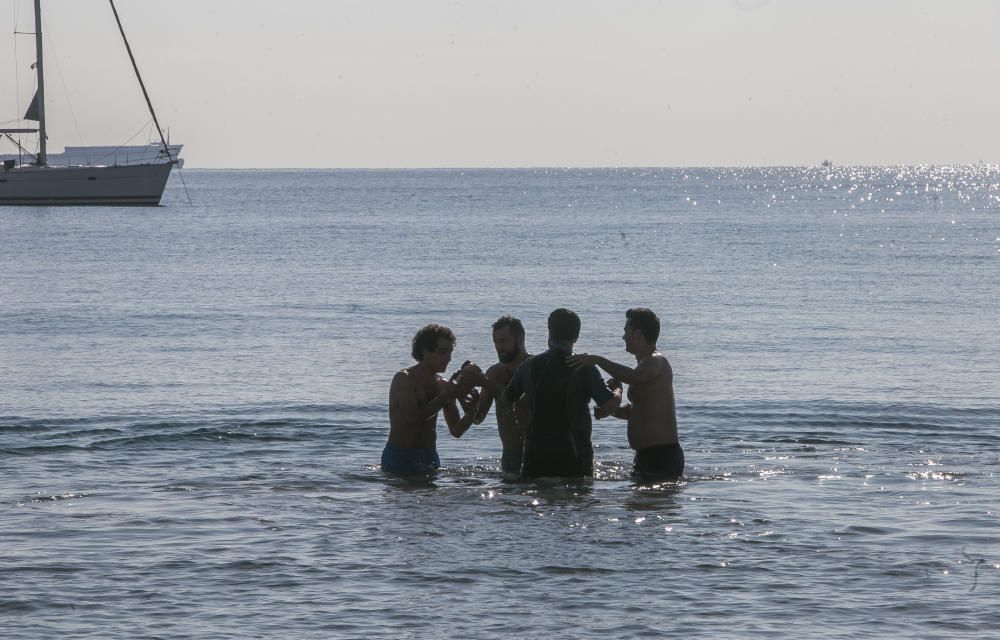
[175,159,193,206]
[82,118,152,166]
[4,132,36,162]
[12,4,22,139]
[120,118,153,147]
[42,29,84,145]
[107,0,173,164]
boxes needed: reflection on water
[624,482,685,514]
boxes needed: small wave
[0,600,37,614]
[15,491,92,504]
[685,400,1000,449]
[1,444,87,456]
[0,402,383,430]
[0,421,52,434]
[760,436,857,446]
[0,416,102,432]
[0,402,388,458]
[89,426,304,450]
[3,563,85,575]
[37,427,124,440]
[839,525,900,536]
[218,558,299,571]
[219,401,384,416]
[537,565,617,576]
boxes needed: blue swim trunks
[381,443,441,475]
[500,449,522,474]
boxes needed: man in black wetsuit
[504,308,620,478]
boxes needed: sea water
[2,167,998,638]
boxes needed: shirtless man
[567,308,683,480]
[467,316,532,475]
[382,324,479,475]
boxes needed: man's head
[492,315,525,364]
[411,323,456,373]
[623,307,659,353]
[547,308,581,345]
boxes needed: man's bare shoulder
[637,352,670,375]
[392,367,413,380]
[485,362,508,379]
[650,352,672,373]
[389,368,407,391]
[391,366,422,388]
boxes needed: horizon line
[172,162,1000,171]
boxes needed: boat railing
[3,147,176,168]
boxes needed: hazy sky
[3,0,999,168]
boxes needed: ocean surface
[2,166,998,638]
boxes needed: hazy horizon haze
[2,0,998,168]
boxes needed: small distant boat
[0,0,181,206]
[821,159,833,168]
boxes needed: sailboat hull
[0,162,174,206]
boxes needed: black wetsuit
[504,343,613,478]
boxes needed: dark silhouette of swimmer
[568,308,684,481]
[461,315,533,475]
[382,324,479,474]
[504,308,620,478]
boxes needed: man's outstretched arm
[567,353,663,385]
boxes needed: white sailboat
[0,0,181,206]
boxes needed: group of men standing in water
[383,307,683,482]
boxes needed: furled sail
[24,91,40,121]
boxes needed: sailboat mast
[108,0,173,163]
[32,0,47,165]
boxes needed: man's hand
[594,387,622,420]
[458,387,480,414]
[566,353,599,369]
[606,377,622,392]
